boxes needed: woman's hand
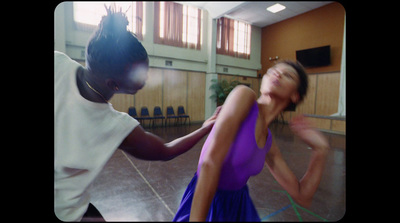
[289,115,329,152]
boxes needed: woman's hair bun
[86,3,148,78]
[98,4,129,37]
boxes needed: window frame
[72,1,144,40]
[216,17,251,59]
[154,1,202,50]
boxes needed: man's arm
[265,115,329,208]
[119,107,221,161]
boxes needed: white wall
[54,2,261,77]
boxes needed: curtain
[154,2,201,50]
[331,15,346,117]
[216,17,251,59]
[135,1,143,40]
[217,17,234,57]
[183,5,202,50]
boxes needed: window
[216,17,251,59]
[183,5,202,46]
[73,1,144,40]
[154,2,202,50]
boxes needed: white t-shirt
[54,51,139,221]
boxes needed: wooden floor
[88,122,346,221]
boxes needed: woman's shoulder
[229,85,257,103]
[222,85,257,121]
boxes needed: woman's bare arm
[189,85,256,221]
[265,115,329,208]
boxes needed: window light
[266,3,286,13]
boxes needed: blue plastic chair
[177,106,190,125]
[140,107,154,128]
[166,106,179,126]
[128,107,145,124]
[152,106,165,127]
[128,107,138,118]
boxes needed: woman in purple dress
[173,60,330,221]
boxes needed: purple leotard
[196,101,272,191]
[173,101,271,221]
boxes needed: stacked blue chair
[128,107,138,118]
[140,107,154,128]
[128,107,145,125]
[177,105,190,125]
[152,106,165,127]
[166,106,179,126]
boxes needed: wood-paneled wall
[110,67,206,123]
[188,72,208,121]
[282,71,340,121]
[257,2,345,134]
[280,71,345,134]
[259,2,345,75]
[305,115,345,135]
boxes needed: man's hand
[202,106,222,130]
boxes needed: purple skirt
[173,173,260,222]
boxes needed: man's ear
[106,79,120,92]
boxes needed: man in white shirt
[54,6,219,221]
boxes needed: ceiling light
[266,3,286,13]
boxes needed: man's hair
[85,4,148,78]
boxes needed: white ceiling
[175,1,332,28]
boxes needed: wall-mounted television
[296,45,331,68]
